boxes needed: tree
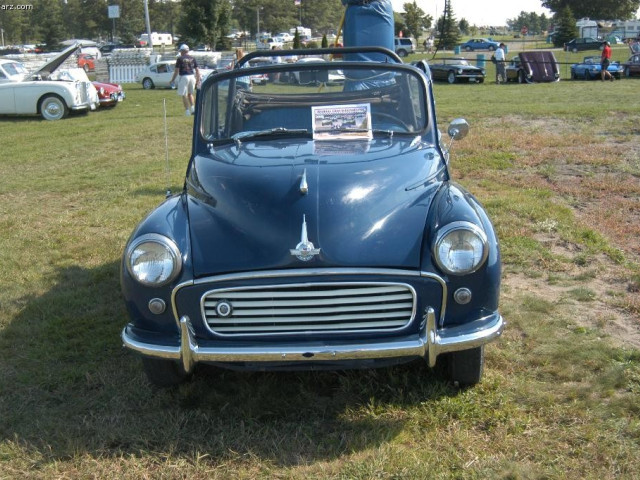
[33,0,65,50]
[553,5,578,47]
[507,11,552,35]
[401,1,433,44]
[458,18,469,35]
[541,0,640,21]
[293,28,301,48]
[178,0,232,50]
[435,0,460,50]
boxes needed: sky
[390,0,552,27]
[390,1,640,26]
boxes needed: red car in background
[77,53,96,73]
[92,81,125,107]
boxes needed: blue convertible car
[121,1,503,390]
[571,55,624,80]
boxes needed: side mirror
[447,118,469,141]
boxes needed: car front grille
[201,282,416,336]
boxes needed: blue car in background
[570,56,624,80]
[459,38,500,51]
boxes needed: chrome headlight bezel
[125,233,182,287]
[433,221,489,276]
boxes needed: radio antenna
[163,98,171,197]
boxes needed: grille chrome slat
[212,320,409,332]
[205,285,407,299]
[204,301,413,317]
[201,282,416,336]
[205,311,410,324]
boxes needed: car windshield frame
[198,55,431,146]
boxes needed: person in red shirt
[601,41,614,81]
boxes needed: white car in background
[275,32,294,43]
[135,61,214,89]
[257,37,284,50]
[0,44,97,120]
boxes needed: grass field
[0,73,639,479]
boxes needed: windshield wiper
[318,128,396,138]
[232,128,311,146]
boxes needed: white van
[139,32,173,47]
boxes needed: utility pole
[143,0,153,48]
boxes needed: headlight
[125,233,182,286]
[433,222,488,275]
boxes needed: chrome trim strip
[122,312,504,374]
[171,279,195,329]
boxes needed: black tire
[489,45,496,51]
[397,49,407,58]
[572,47,578,53]
[585,70,592,80]
[438,346,484,387]
[142,77,155,89]
[38,94,68,121]
[447,70,456,84]
[141,357,190,387]
[465,46,472,52]
[518,70,525,83]
[625,67,631,78]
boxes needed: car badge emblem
[290,215,321,262]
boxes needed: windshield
[200,60,428,144]
[2,62,28,78]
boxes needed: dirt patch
[503,234,640,350]
[478,116,640,349]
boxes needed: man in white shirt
[494,43,506,84]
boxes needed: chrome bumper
[122,308,504,374]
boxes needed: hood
[519,51,559,82]
[29,43,80,80]
[186,138,445,277]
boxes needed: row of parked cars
[415,50,640,84]
[0,44,125,120]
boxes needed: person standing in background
[494,42,506,84]
[169,44,201,116]
[601,41,614,81]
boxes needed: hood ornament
[290,215,321,262]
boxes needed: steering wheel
[371,111,412,132]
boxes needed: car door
[153,63,174,88]
[0,83,16,113]
[632,55,640,75]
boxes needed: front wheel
[39,94,68,121]
[447,71,456,84]
[517,70,525,84]
[142,357,190,387]
[625,67,631,77]
[397,49,407,58]
[438,346,484,387]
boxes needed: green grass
[1,77,639,479]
